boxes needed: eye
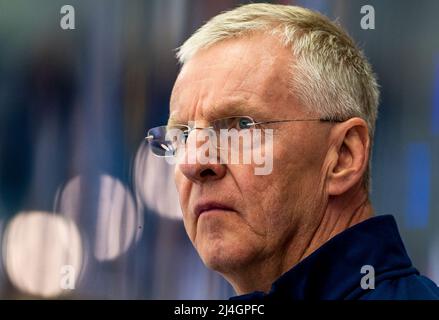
[237,117,254,129]
[166,125,190,144]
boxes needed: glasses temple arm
[253,118,343,125]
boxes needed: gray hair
[176,3,380,191]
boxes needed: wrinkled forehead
[169,34,297,124]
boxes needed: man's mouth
[194,201,236,217]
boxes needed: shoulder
[359,274,439,300]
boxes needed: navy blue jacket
[230,215,439,300]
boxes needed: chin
[197,237,255,273]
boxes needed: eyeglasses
[145,115,342,157]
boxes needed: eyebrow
[167,114,180,126]
[168,99,268,125]
[208,100,253,119]
[167,110,188,126]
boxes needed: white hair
[176,3,380,191]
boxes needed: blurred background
[0,0,438,299]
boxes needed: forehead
[170,33,297,122]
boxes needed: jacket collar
[230,215,418,300]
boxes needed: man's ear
[326,118,370,196]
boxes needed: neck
[298,184,373,263]
[228,183,373,295]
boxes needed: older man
[146,3,439,299]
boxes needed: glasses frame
[144,115,344,157]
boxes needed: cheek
[236,140,320,236]
[251,175,294,230]
[275,130,326,189]
[229,166,292,238]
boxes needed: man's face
[171,34,331,275]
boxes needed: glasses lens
[212,116,255,131]
[210,116,255,151]
[147,125,188,157]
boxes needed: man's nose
[178,162,226,184]
[177,127,226,183]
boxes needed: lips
[194,201,236,217]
